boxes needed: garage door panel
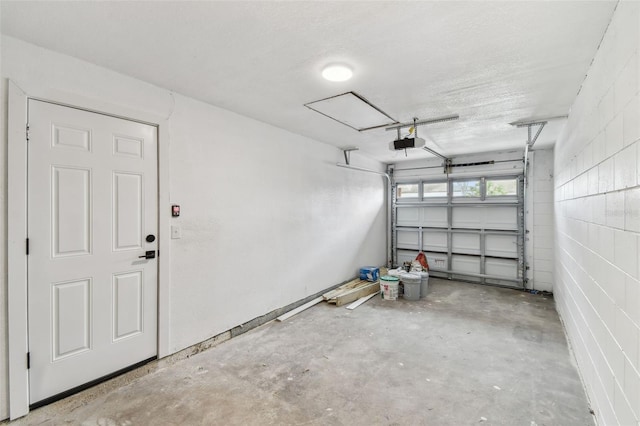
[452,234,480,255]
[452,255,481,274]
[396,207,420,226]
[486,234,518,258]
[452,207,482,229]
[485,206,517,230]
[486,258,518,278]
[397,230,419,250]
[421,207,448,227]
[422,232,447,252]
[426,252,448,271]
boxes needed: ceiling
[1,1,617,163]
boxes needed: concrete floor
[8,278,594,426]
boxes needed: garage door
[392,176,524,288]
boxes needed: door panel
[28,100,158,404]
[423,232,447,252]
[52,279,92,360]
[112,271,144,341]
[486,234,518,258]
[452,234,480,255]
[113,172,143,251]
[397,230,419,250]
[52,167,91,257]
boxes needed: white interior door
[27,100,158,404]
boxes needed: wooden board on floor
[322,278,369,301]
[325,280,380,307]
[276,297,324,322]
[345,291,379,310]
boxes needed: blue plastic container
[359,267,380,282]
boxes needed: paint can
[380,276,399,301]
[417,271,429,298]
[400,273,421,301]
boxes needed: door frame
[7,80,172,419]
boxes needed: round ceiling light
[322,64,353,82]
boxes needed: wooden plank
[345,291,379,310]
[276,297,324,322]
[333,281,380,307]
[325,280,373,304]
[322,278,367,300]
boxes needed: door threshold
[29,356,157,410]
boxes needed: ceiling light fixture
[322,64,353,82]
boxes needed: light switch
[171,225,182,239]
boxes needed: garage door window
[486,178,518,196]
[452,180,480,197]
[423,182,448,198]
[397,183,419,199]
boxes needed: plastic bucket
[417,271,429,298]
[400,273,421,301]
[380,276,399,301]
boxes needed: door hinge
[26,124,30,142]
[26,238,29,255]
[27,352,30,369]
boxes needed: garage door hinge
[26,124,30,142]
[27,352,30,369]
[26,238,29,255]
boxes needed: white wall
[0,36,387,419]
[554,3,640,425]
[526,149,555,292]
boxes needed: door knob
[138,250,156,259]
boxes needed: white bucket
[380,276,399,301]
[417,271,429,298]
[400,273,421,301]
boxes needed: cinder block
[600,158,616,193]
[606,192,625,229]
[625,275,640,328]
[622,357,640,419]
[574,173,588,197]
[587,143,596,170]
[624,187,640,232]
[598,226,615,263]
[600,87,616,130]
[534,259,553,274]
[637,139,640,184]
[614,53,639,114]
[588,223,600,251]
[614,379,637,426]
[614,144,638,190]
[605,262,627,308]
[616,309,639,369]
[593,131,607,165]
[588,167,600,195]
[593,194,607,225]
[606,114,625,158]
[534,247,554,261]
[534,212,554,227]
[623,94,640,147]
[614,230,639,279]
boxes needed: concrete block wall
[554,3,640,425]
[526,149,555,292]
